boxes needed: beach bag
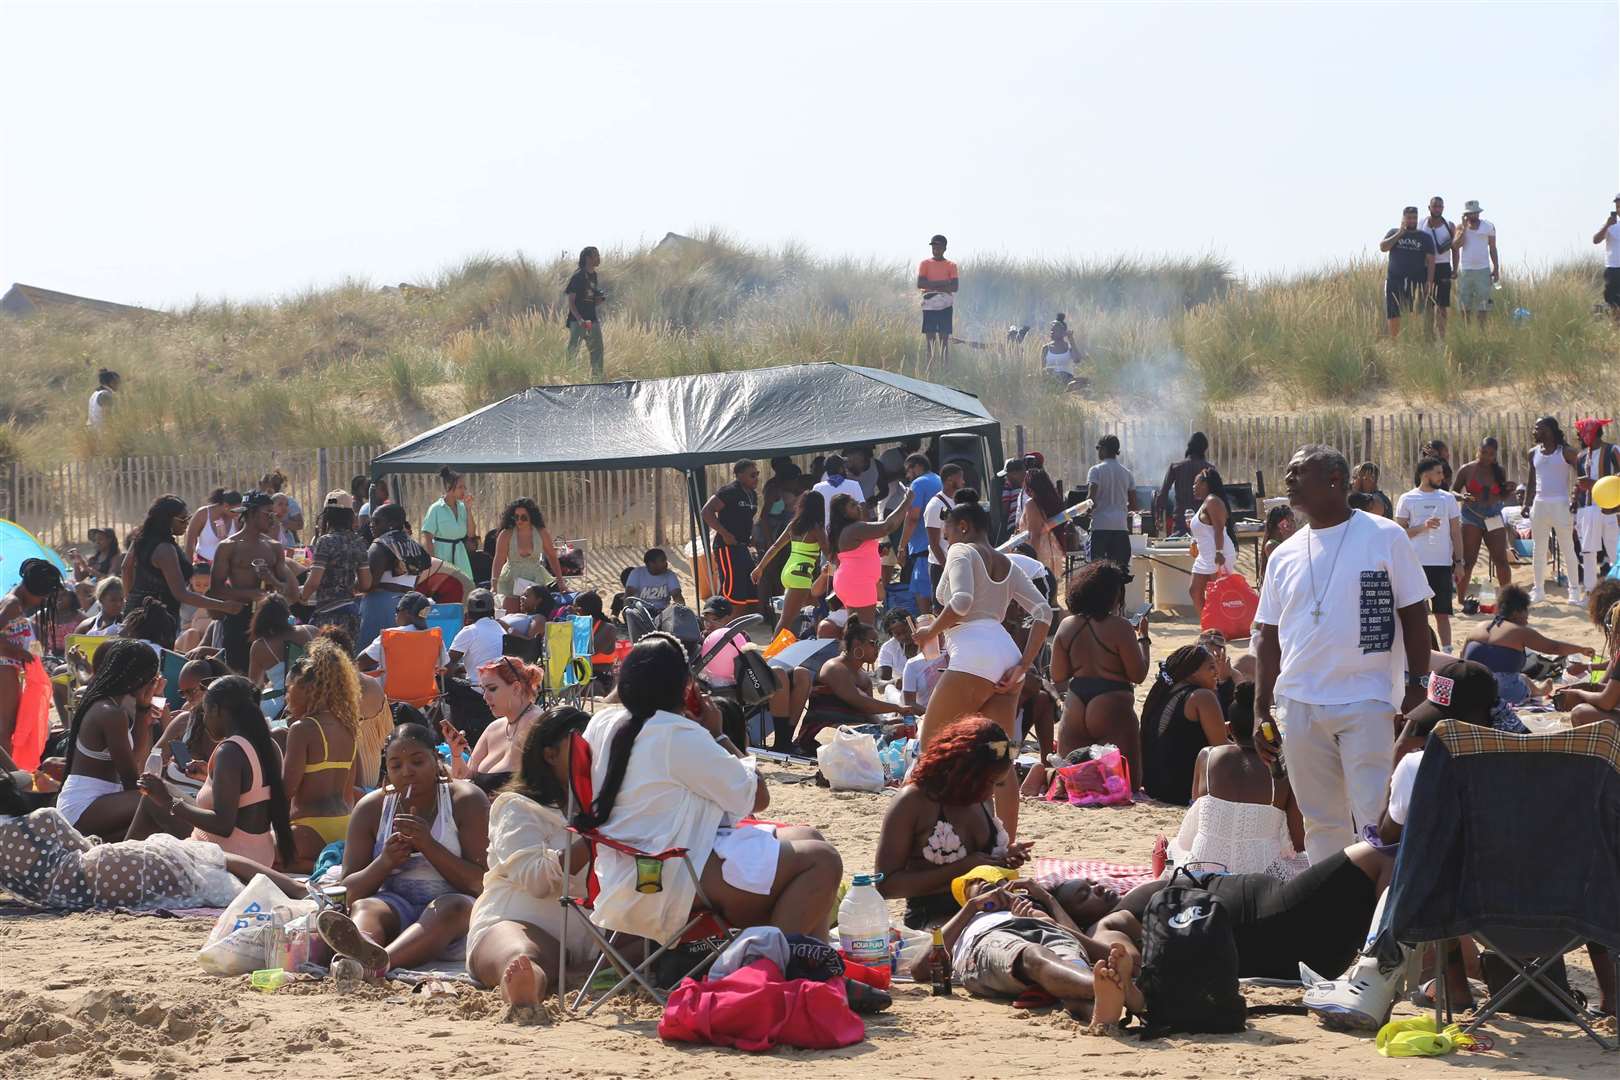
[659,958,864,1051]
[10,656,50,771]
[1135,871,1246,1039]
[816,727,885,792]
[1043,749,1133,807]
[734,645,776,708]
[196,874,314,976]
[1201,571,1259,641]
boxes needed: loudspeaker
[934,433,990,495]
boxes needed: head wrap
[1576,418,1612,448]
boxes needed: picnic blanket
[1027,857,1155,894]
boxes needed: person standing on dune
[918,234,958,369]
[566,246,606,379]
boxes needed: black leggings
[1207,852,1377,980]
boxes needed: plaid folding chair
[557,733,736,1015]
[1381,720,1620,1051]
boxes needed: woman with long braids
[122,494,241,635]
[578,634,842,945]
[1138,644,1229,805]
[828,491,910,629]
[490,497,563,597]
[282,638,364,870]
[466,706,600,1006]
[914,490,1051,841]
[0,559,62,769]
[1187,466,1237,619]
[1018,466,1069,584]
[55,638,165,838]
[752,488,828,635]
[316,723,489,976]
[126,675,295,868]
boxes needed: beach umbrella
[0,519,70,596]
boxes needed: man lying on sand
[907,873,1143,1031]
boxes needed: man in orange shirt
[917,233,959,368]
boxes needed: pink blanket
[1028,857,1155,894]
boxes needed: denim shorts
[1460,502,1504,531]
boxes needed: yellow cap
[950,864,1019,907]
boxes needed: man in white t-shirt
[811,453,865,528]
[876,609,916,683]
[1394,457,1465,649]
[1453,200,1499,321]
[1594,194,1620,320]
[1254,445,1433,863]
[448,588,505,678]
[923,464,966,589]
[86,368,119,427]
[901,648,949,711]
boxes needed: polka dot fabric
[0,809,240,911]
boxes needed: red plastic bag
[1044,749,1133,807]
[659,958,865,1052]
[1201,571,1259,641]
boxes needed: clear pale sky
[3,0,1616,308]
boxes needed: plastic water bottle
[838,873,892,969]
[264,905,291,971]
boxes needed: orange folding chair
[379,626,444,709]
[558,733,736,1015]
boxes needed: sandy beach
[3,589,1614,1080]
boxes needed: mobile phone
[168,740,192,768]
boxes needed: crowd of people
[2,408,1618,1047]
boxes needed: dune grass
[1,232,1616,465]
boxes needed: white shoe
[1529,588,1547,604]
[1302,953,1403,1032]
[1570,592,1587,607]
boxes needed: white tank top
[1043,345,1075,376]
[195,510,229,563]
[1532,446,1574,503]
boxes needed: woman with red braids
[873,716,1033,929]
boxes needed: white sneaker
[1302,953,1403,1032]
[1529,588,1547,604]
[1570,592,1587,607]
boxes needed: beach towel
[1028,857,1156,895]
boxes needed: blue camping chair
[425,603,463,645]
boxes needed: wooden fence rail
[3,405,1614,556]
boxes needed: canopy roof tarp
[0,519,69,597]
[372,362,1001,475]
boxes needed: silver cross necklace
[1306,511,1358,622]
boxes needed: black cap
[997,456,1027,477]
[930,234,948,246]
[702,596,734,619]
[397,591,432,618]
[235,491,274,513]
[465,588,496,617]
[1406,659,1498,733]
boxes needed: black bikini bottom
[1068,676,1132,704]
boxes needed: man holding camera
[1453,200,1499,322]
[1594,194,1620,320]
[1379,206,1437,340]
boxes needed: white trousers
[1530,499,1579,598]
[1276,696,1395,864]
[1577,505,1620,593]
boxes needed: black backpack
[1136,871,1248,1039]
[733,645,776,708]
